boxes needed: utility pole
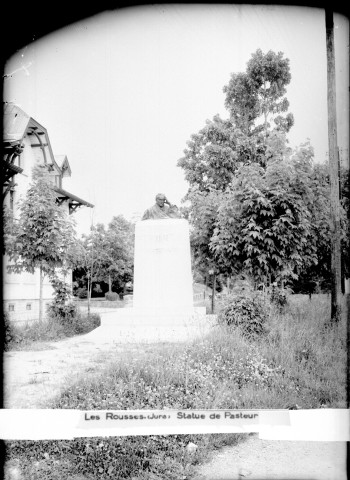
[325,10,342,321]
[209,268,216,314]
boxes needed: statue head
[155,193,166,208]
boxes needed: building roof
[54,154,72,177]
[3,103,49,144]
[3,160,24,187]
[3,160,23,175]
[3,103,31,143]
[54,186,94,213]
[3,103,61,174]
[3,103,94,212]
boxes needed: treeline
[72,216,134,299]
[177,49,349,295]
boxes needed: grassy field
[4,294,348,480]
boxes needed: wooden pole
[325,10,342,321]
[39,265,43,322]
[211,273,216,314]
[338,147,346,295]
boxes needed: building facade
[3,103,93,324]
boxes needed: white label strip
[0,409,348,441]
[259,408,350,441]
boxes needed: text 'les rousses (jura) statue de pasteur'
[141,193,181,220]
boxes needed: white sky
[4,4,349,235]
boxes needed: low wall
[4,292,207,325]
[3,299,52,325]
[73,299,126,308]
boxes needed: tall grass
[4,312,101,351]
[5,294,348,479]
[260,294,348,408]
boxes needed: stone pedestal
[96,218,209,343]
[133,219,194,314]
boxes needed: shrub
[49,311,101,337]
[269,283,289,311]
[217,291,269,339]
[76,287,88,299]
[4,318,66,351]
[70,312,101,335]
[3,313,26,350]
[105,292,119,301]
[47,302,77,325]
[47,276,78,324]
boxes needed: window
[10,189,14,211]
[26,303,32,310]
[8,304,15,312]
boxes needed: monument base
[87,307,217,343]
[133,219,194,311]
[85,217,217,343]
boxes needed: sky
[3,4,349,235]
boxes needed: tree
[178,115,249,192]
[291,161,349,294]
[178,49,348,300]
[104,215,134,293]
[70,238,95,312]
[73,215,134,305]
[3,166,77,321]
[247,49,293,136]
[178,49,294,197]
[178,49,297,289]
[210,160,318,287]
[224,49,294,137]
[185,187,223,311]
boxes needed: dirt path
[3,331,159,409]
[3,308,215,409]
[193,434,347,480]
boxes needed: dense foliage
[47,276,78,325]
[178,49,349,293]
[218,291,268,339]
[178,49,294,193]
[3,166,77,277]
[3,165,78,321]
[73,216,134,299]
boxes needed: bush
[76,287,88,299]
[49,311,101,337]
[3,313,26,349]
[70,312,101,335]
[218,291,268,339]
[47,276,78,324]
[47,302,77,325]
[105,292,119,301]
[269,283,289,311]
[4,318,65,351]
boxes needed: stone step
[87,309,217,343]
[99,306,207,327]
